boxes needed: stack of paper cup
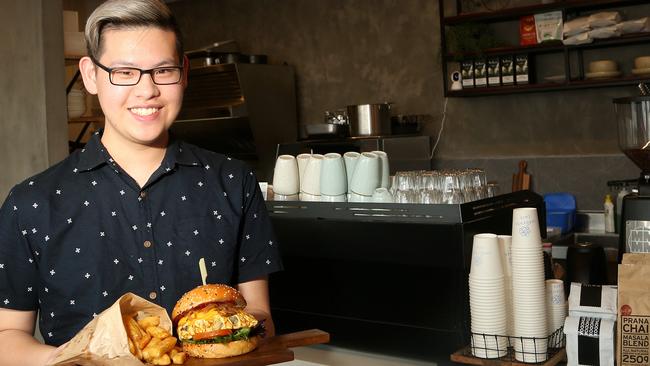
[469,233,509,359]
[511,208,548,362]
[546,279,567,342]
[498,235,514,337]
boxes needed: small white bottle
[604,194,615,233]
[616,184,630,233]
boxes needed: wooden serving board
[185,329,330,366]
[450,346,566,366]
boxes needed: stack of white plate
[468,233,508,359]
[67,89,86,118]
[511,207,548,363]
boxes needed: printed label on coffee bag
[474,60,487,87]
[515,54,529,84]
[501,55,514,85]
[460,60,474,88]
[487,57,501,86]
[621,315,650,366]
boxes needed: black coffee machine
[616,93,650,262]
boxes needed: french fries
[170,349,187,365]
[146,325,171,340]
[151,354,171,365]
[123,314,186,365]
[138,316,161,329]
[123,315,151,350]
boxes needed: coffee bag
[618,255,650,366]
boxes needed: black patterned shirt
[0,131,282,346]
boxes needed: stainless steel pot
[347,103,392,136]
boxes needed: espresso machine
[616,92,650,261]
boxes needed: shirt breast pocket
[172,214,239,284]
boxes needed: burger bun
[172,284,247,324]
[182,336,260,358]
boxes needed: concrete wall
[169,0,642,209]
[167,0,640,155]
[0,0,68,199]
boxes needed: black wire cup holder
[466,327,566,364]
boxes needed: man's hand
[44,343,67,365]
[0,308,58,366]
[238,277,275,337]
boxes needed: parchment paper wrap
[49,292,172,366]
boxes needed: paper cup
[546,279,565,306]
[546,279,566,333]
[470,234,503,279]
[498,235,513,278]
[512,207,542,247]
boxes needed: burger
[172,284,263,358]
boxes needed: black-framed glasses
[90,56,183,86]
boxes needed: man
[0,1,282,364]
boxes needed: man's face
[85,27,184,148]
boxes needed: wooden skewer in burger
[172,260,264,358]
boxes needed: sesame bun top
[172,284,247,324]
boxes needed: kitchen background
[0,0,643,209]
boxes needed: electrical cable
[429,97,448,159]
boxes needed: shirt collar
[76,131,109,172]
[161,136,204,169]
[76,130,204,172]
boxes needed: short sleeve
[0,189,39,310]
[235,169,283,283]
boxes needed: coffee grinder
[616,92,650,261]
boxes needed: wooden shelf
[567,31,650,50]
[445,33,650,60]
[68,115,104,124]
[443,0,647,25]
[447,74,650,97]
[445,41,564,60]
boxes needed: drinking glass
[395,189,415,203]
[441,171,463,204]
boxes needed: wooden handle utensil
[512,160,531,192]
